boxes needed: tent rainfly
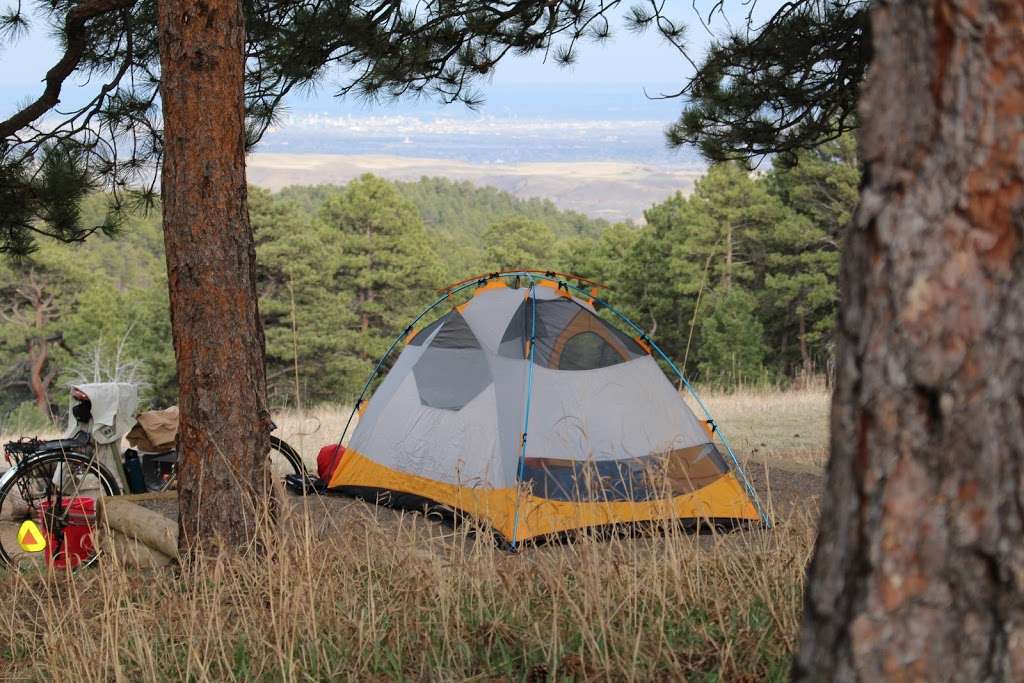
[323,271,768,545]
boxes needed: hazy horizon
[0,4,785,167]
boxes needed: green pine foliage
[0,195,173,419]
[697,288,769,386]
[668,1,868,161]
[481,218,558,271]
[609,162,794,374]
[608,140,856,385]
[0,148,858,417]
[319,175,442,368]
[278,178,610,281]
[396,177,606,240]
[766,135,860,242]
[251,188,363,407]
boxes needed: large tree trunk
[158,0,273,556]
[796,1,1024,680]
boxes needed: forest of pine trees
[0,135,857,424]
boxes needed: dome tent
[324,271,768,545]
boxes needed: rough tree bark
[158,0,273,555]
[796,1,1024,680]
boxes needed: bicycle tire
[0,451,121,569]
[143,437,306,493]
[269,436,306,482]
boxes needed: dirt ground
[129,457,824,556]
[746,459,825,518]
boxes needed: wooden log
[102,529,175,570]
[99,497,178,559]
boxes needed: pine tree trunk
[157,0,273,556]
[724,223,733,288]
[27,339,49,415]
[796,1,1024,679]
[797,311,811,380]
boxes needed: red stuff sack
[39,497,96,569]
[316,444,345,482]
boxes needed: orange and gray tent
[324,271,768,544]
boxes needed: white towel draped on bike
[60,383,140,490]
[65,383,139,445]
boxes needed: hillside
[278,176,613,244]
[246,153,703,222]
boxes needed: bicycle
[0,386,306,570]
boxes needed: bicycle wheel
[268,436,306,486]
[144,438,306,493]
[0,452,121,570]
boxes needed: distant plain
[247,153,704,223]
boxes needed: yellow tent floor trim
[328,449,761,540]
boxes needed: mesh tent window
[499,298,645,371]
[557,331,622,370]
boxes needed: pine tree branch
[0,0,138,140]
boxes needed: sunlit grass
[692,385,830,470]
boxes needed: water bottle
[122,449,148,494]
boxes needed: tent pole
[510,277,539,549]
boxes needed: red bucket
[39,497,97,569]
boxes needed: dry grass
[691,385,831,470]
[0,508,817,681]
[0,387,828,681]
[270,405,357,471]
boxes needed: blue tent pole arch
[510,277,539,549]
[331,270,770,530]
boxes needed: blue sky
[0,3,782,122]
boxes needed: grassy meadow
[0,386,829,681]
